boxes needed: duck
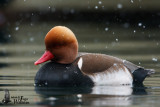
[34,26,155,87]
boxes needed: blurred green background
[1,0,160,44]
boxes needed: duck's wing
[75,53,155,85]
[75,53,133,85]
[76,53,140,74]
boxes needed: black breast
[35,61,94,87]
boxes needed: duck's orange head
[34,26,78,65]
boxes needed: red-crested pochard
[34,26,155,87]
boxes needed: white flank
[78,57,83,70]
[89,64,133,86]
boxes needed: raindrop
[98,1,102,4]
[51,8,56,12]
[133,30,136,33]
[148,34,151,38]
[8,34,11,38]
[139,62,141,65]
[143,25,145,28]
[78,99,82,102]
[105,46,108,48]
[123,60,126,63]
[112,32,115,35]
[15,26,19,31]
[117,4,123,9]
[138,23,142,27]
[48,97,56,101]
[156,42,159,45]
[24,0,26,1]
[131,0,134,3]
[74,71,78,74]
[70,9,75,14]
[45,82,48,85]
[105,27,109,31]
[30,23,34,26]
[77,94,82,98]
[30,37,34,42]
[152,58,158,62]
[33,51,36,54]
[95,6,98,9]
[123,23,129,28]
[66,67,70,69]
[113,63,117,66]
[48,6,51,9]
[116,38,118,42]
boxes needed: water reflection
[35,85,147,106]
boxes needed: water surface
[0,23,160,106]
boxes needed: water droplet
[133,30,136,33]
[95,6,98,9]
[78,99,82,102]
[74,71,78,74]
[152,58,158,62]
[45,82,48,85]
[123,23,129,28]
[138,23,142,26]
[48,6,51,9]
[139,62,141,65]
[156,42,159,45]
[112,32,115,35]
[131,0,134,3]
[15,27,19,31]
[70,9,75,14]
[143,25,145,28]
[117,4,123,9]
[77,94,82,98]
[66,67,70,69]
[30,23,34,26]
[116,38,118,42]
[8,34,11,38]
[105,27,109,31]
[33,51,36,54]
[113,63,117,66]
[123,60,126,63]
[30,37,34,42]
[98,1,102,4]
[48,97,56,101]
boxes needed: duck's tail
[146,69,155,76]
[132,68,155,85]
